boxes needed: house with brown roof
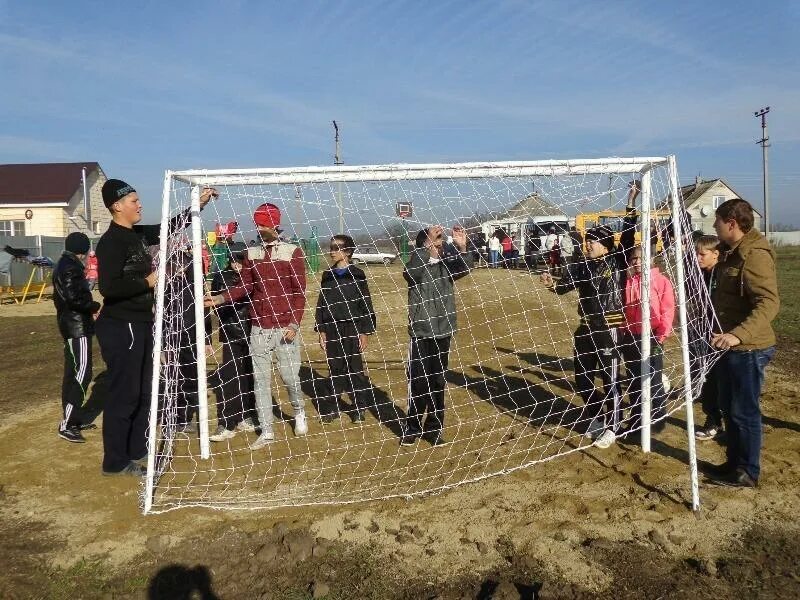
[0,162,110,239]
[679,177,761,235]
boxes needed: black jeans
[61,336,93,430]
[716,347,775,480]
[573,325,622,431]
[96,317,152,472]
[322,322,374,417]
[212,338,256,430]
[405,336,451,436]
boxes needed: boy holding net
[206,203,307,448]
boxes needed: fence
[768,231,800,246]
[0,235,69,287]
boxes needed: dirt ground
[1,263,799,600]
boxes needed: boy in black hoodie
[52,232,101,443]
[314,234,377,423]
[208,247,257,441]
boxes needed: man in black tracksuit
[208,248,257,440]
[95,179,216,476]
[53,232,101,443]
[401,225,473,446]
[314,234,377,423]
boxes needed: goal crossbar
[171,157,669,187]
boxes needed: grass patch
[775,246,800,343]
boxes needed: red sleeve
[288,247,307,326]
[654,276,675,342]
[223,258,254,302]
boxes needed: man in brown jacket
[706,198,779,487]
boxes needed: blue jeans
[488,250,500,267]
[716,346,775,480]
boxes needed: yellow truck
[574,209,671,253]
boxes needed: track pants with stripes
[573,324,622,432]
[60,336,92,431]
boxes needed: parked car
[351,245,398,265]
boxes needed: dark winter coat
[555,253,625,329]
[96,209,195,322]
[211,267,252,343]
[52,251,101,339]
[403,245,473,338]
[314,265,376,336]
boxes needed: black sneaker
[320,413,339,424]
[77,423,98,431]
[707,467,758,488]
[351,411,366,423]
[695,420,722,441]
[400,433,420,446]
[58,427,86,443]
[102,461,146,477]
[428,433,450,447]
[700,461,734,477]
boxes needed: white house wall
[65,168,110,237]
[686,181,762,235]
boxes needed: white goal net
[143,157,717,514]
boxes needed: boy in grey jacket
[401,225,473,446]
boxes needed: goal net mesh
[143,158,718,513]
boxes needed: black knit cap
[65,232,91,255]
[585,225,615,251]
[102,179,137,208]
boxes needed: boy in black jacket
[314,234,377,423]
[53,232,101,443]
[542,225,628,449]
[208,248,257,441]
[541,179,642,449]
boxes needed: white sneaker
[250,431,274,449]
[236,418,257,432]
[594,429,616,449]
[584,416,604,440]
[294,412,308,436]
[209,426,236,442]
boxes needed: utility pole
[333,120,344,234]
[294,184,302,240]
[754,106,770,237]
[608,174,615,208]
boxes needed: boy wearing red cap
[206,203,308,447]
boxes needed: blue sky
[1,0,798,225]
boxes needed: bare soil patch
[1,263,799,599]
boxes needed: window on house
[712,195,726,209]
[0,220,26,236]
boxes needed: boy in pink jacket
[620,245,675,439]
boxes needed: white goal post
[143,156,711,514]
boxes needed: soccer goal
[143,156,715,514]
